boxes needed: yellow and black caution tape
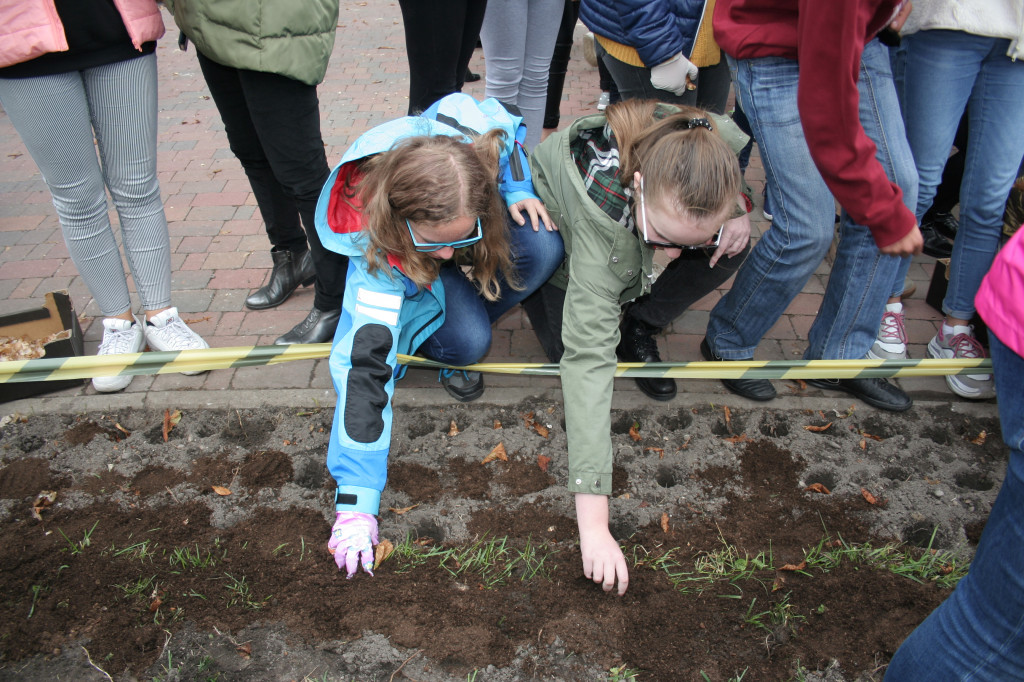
[0,343,993,386]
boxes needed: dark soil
[0,400,1005,681]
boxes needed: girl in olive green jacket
[528,100,751,595]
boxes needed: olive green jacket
[529,108,747,496]
[164,0,339,85]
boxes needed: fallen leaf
[236,643,252,659]
[859,439,867,450]
[536,454,551,472]
[388,504,419,515]
[779,561,807,572]
[861,432,884,442]
[724,405,732,428]
[493,420,502,429]
[162,408,181,442]
[723,434,750,444]
[521,411,535,428]
[861,488,878,505]
[645,447,665,457]
[533,422,549,438]
[971,430,987,445]
[660,513,670,533]
[447,420,459,437]
[939,565,954,575]
[282,439,291,446]
[629,423,642,442]
[375,538,394,566]
[803,422,833,432]
[678,434,692,450]
[211,485,232,496]
[804,482,831,495]
[30,490,57,520]
[148,597,162,612]
[794,379,807,390]
[772,576,785,591]
[113,422,131,437]
[481,442,508,465]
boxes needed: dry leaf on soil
[375,538,395,566]
[30,490,57,521]
[723,434,750,444]
[447,420,459,437]
[521,411,535,428]
[211,485,232,496]
[804,482,831,495]
[861,488,878,505]
[533,422,549,438]
[724,405,732,427]
[971,430,987,445]
[660,513,670,533]
[236,643,252,659]
[162,408,181,442]
[493,420,502,429]
[628,423,642,442]
[481,442,508,465]
[804,422,833,432]
[779,561,807,572]
[388,504,419,515]
[536,454,551,472]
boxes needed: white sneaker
[926,323,995,399]
[597,91,610,111]
[92,317,145,393]
[144,307,209,375]
[867,302,908,360]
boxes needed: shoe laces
[947,332,985,360]
[98,323,139,355]
[878,311,907,344]
[151,315,204,349]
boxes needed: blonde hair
[607,100,741,220]
[349,131,515,301]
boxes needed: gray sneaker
[867,303,908,360]
[439,369,484,402]
[926,324,994,399]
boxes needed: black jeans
[523,245,749,362]
[197,52,348,310]
[397,0,488,115]
[598,44,733,115]
[543,0,578,129]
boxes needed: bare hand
[889,1,912,32]
[879,225,923,257]
[576,494,629,595]
[509,198,557,232]
[709,212,751,268]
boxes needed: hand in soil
[328,511,378,577]
[577,493,629,595]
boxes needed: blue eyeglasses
[405,217,483,252]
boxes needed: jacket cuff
[503,188,538,207]
[335,485,381,515]
[567,470,612,495]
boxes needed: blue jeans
[420,216,564,364]
[886,333,1024,680]
[902,30,1024,320]
[707,40,916,360]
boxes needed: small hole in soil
[804,468,838,492]
[954,470,993,491]
[882,466,910,481]
[904,521,948,549]
[655,466,676,488]
[758,415,790,438]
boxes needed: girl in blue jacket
[315,94,563,577]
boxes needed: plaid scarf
[570,123,637,235]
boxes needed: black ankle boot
[245,248,316,310]
[274,307,340,345]
[616,315,677,401]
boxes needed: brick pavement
[0,3,958,405]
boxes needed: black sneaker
[805,377,912,412]
[439,369,485,402]
[700,337,776,401]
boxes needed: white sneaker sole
[927,337,995,400]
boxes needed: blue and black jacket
[315,93,536,516]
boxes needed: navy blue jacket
[579,0,707,67]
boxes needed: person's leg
[196,52,308,254]
[232,67,350,313]
[83,54,173,314]
[521,281,568,362]
[944,39,1024,322]
[694,56,732,115]
[806,39,916,361]
[706,56,836,359]
[596,48,620,103]
[0,71,133,318]
[543,0,578,130]
[483,214,565,322]
[454,0,488,96]
[480,0,528,118]
[885,333,1024,681]
[514,0,563,149]
[598,46,696,106]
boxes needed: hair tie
[687,118,713,131]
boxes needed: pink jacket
[0,0,164,69]
[976,229,1024,358]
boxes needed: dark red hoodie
[714,0,917,248]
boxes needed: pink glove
[327,511,378,578]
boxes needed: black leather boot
[616,314,677,401]
[274,307,340,345]
[245,248,316,310]
[700,337,777,401]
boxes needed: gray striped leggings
[0,53,171,316]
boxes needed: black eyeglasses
[405,217,483,252]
